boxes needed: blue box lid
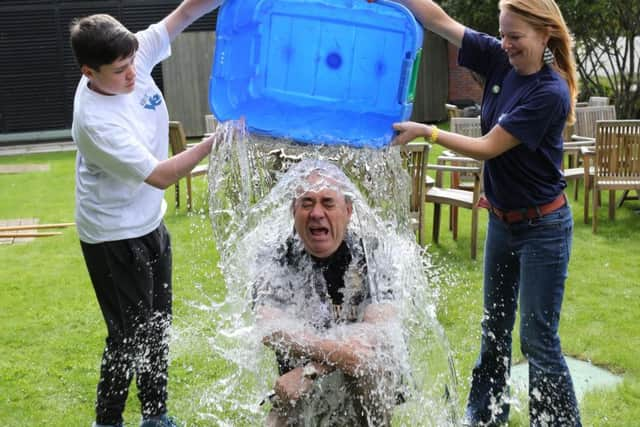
[209,0,423,148]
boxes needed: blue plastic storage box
[209,0,423,148]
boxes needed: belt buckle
[534,205,543,218]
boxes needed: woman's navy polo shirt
[459,28,570,210]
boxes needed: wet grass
[1,148,638,426]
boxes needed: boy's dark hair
[69,14,139,71]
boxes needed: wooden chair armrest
[580,146,594,154]
[564,141,595,149]
[569,135,596,143]
[580,147,595,156]
[438,149,479,164]
[428,164,481,173]
[437,154,479,164]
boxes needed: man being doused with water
[252,160,406,427]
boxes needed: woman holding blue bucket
[391,0,581,425]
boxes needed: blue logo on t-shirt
[143,94,163,110]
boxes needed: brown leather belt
[478,193,567,224]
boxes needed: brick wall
[447,43,483,104]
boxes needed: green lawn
[0,147,638,426]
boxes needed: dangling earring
[543,46,555,65]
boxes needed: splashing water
[178,121,460,426]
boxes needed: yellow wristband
[429,125,439,143]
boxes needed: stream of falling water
[176,121,461,426]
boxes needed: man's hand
[273,366,314,403]
[262,329,319,358]
[262,329,377,377]
[262,330,295,349]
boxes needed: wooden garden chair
[401,142,431,246]
[441,116,483,240]
[575,96,610,107]
[563,135,595,201]
[169,121,208,211]
[573,105,617,139]
[563,105,615,201]
[401,139,482,258]
[425,159,482,260]
[582,120,640,233]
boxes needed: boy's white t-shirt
[72,23,171,244]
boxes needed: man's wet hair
[289,160,356,209]
[69,14,138,71]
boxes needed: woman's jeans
[465,203,581,426]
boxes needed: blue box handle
[398,48,422,105]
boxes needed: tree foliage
[439,0,640,118]
[440,0,499,35]
[559,0,640,118]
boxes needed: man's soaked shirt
[252,231,392,372]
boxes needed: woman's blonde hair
[499,0,578,124]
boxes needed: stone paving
[0,164,50,174]
[0,218,39,245]
[511,356,623,401]
[0,141,76,157]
